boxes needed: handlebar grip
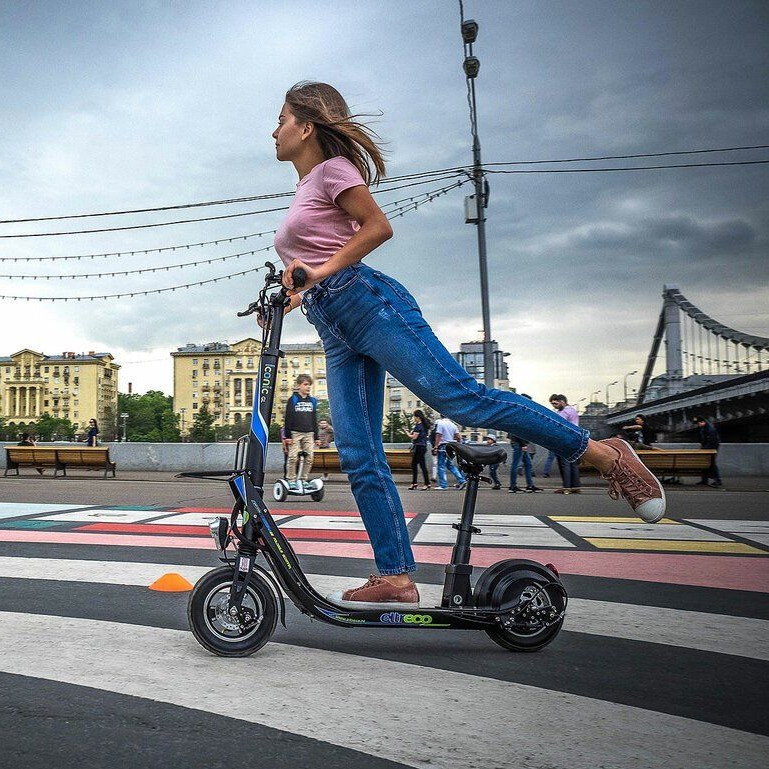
[293,267,307,289]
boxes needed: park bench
[4,446,117,478]
[579,448,717,483]
[309,448,413,475]
[4,447,61,476]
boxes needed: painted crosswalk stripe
[0,556,766,661]
[0,612,766,769]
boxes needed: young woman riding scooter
[272,81,666,609]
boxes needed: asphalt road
[0,471,767,768]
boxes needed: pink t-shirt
[274,156,365,269]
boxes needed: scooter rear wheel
[188,566,278,657]
[310,487,325,502]
[474,559,566,652]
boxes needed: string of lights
[0,228,279,263]
[0,243,275,280]
[0,180,462,301]
[0,204,291,240]
[0,180,463,264]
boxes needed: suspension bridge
[606,285,769,440]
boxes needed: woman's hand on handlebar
[283,259,321,296]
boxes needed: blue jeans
[437,446,466,489]
[303,263,589,574]
[543,450,556,476]
[510,444,533,487]
[489,464,500,485]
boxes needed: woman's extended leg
[338,268,664,523]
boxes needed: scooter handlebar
[292,267,307,290]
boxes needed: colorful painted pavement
[0,501,766,592]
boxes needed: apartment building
[171,338,327,434]
[0,348,119,435]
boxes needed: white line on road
[0,556,767,661]
[0,612,766,769]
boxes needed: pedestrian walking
[483,434,503,489]
[542,450,556,477]
[408,409,431,489]
[549,394,581,494]
[509,395,542,493]
[284,374,320,488]
[271,81,665,608]
[433,415,467,490]
[693,416,722,487]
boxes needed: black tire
[188,566,278,657]
[310,487,325,502]
[474,559,566,652]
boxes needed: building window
[193,403,198,409]
[193,392,198,398]
[192,359,198,365]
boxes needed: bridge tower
[663,283,684,395]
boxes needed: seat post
[441,465,481,608]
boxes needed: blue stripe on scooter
[233,475,246,501]
[250,410,268,457]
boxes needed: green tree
[33,413,77,441]
[117,391,181,442]
[382,411,413,443]
[314,398,330,423]
[190,403,216,442]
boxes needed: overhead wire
[0,180,464,279]
[1,144,765,229]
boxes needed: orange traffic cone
[148,573,194,592]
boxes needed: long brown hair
[284,81,386,185]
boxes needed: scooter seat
[445,441,507,467]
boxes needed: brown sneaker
[599,438,666,523]
[327,575,420,610]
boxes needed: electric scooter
[187,262,568,656]
[273,452,325,502]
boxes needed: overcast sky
[1,0,767,409]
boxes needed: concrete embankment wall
[2,442,768,476]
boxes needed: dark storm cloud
[0,0,767,399]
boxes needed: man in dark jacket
[694,416,721,487]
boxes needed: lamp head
[461,19,479,43]
[463,55,480,78]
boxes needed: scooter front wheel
[474,559,566,652]
[188,566,278,657]
[273,480,288,502]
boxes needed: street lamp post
[119,412,129,442]
[180,408,186,442]
[591,389,601,403]
[459,13,494,391]
[605,381,619,408]
[623,370,638,404]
